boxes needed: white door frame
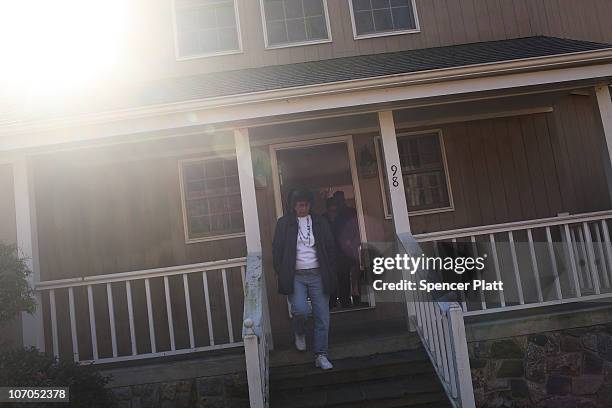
[269,135,367,244]
[269,135,376,309]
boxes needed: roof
[3,36,612,124]
[141,36,612,105]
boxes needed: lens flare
[0,0,128,97]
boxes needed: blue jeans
[288,268,330,356]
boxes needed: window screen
[174,0,240,58]
[350,0,417,37]
[262,0,330,47]
[181,157,244,240]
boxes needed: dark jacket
[334,206,360,263]
[272,213,338,295]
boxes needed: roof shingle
[139,36,612,105]
[4,36,611,124]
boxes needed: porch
[2,37,612,408]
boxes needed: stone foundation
[111,372,249,408]
[469,324,612,408]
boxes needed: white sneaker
[295,334,306,351]
[315,355,333,370]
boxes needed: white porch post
[235,128,272,408]
[377,111,417,329]
[378,111,411,234]
[595,84,612,204]
[235,128,262,254]
[13,157,45,351]
[234,128,272,342]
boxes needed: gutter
[1,47,612,136]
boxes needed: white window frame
[347,0,420,40]
[171,0,244,61]
[178,155,246,244]
[374,129,454,218]
[259,0,333,49]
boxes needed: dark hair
[333,190,346,205]
[326,197,337,209]
[289,188,314,210]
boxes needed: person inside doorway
[272,188,337,370]
[331,191,363,306]
[323,197,341,309]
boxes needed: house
[1,0,612,407]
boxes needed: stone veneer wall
[111,372,249,408]
[469,324,612,408]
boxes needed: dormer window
[348,0,419,39]
[173,0,242,59]
[260,0,332,48]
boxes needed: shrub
[0,243,35,325]
[0,346,116,407]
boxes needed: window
[349,0,419,39]
[179,157,245,242]
[261,0,331,48]
[173,0,241,59]
[375,130,452,216]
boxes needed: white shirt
[295,215,320,270]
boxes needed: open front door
[269,136,375,310]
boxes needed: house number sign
[390,164,399,188]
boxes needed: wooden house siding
[136,0,612,81]
[408,94,611,235]
[32,149,248,360]
[34,153,246,282]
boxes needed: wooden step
[271,332,422,368]
[271,349,433,390]
[319,394,452,408]
[271,375,449,408]
[270,351,450,408]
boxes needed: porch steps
[269,349,451,408]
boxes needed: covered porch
[2,36,611,408]
[13,85,611,359]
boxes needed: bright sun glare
[1,0,128,97]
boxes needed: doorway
[269,136,374,310]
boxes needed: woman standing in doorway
[272,189,337,370]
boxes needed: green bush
[0,243,35,325]
[0,347,117,407]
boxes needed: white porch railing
[36,258,247,364]
[399,211,612,407]
[414,210,612,316]
[396,233,476,408]
[242,253,271,408]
